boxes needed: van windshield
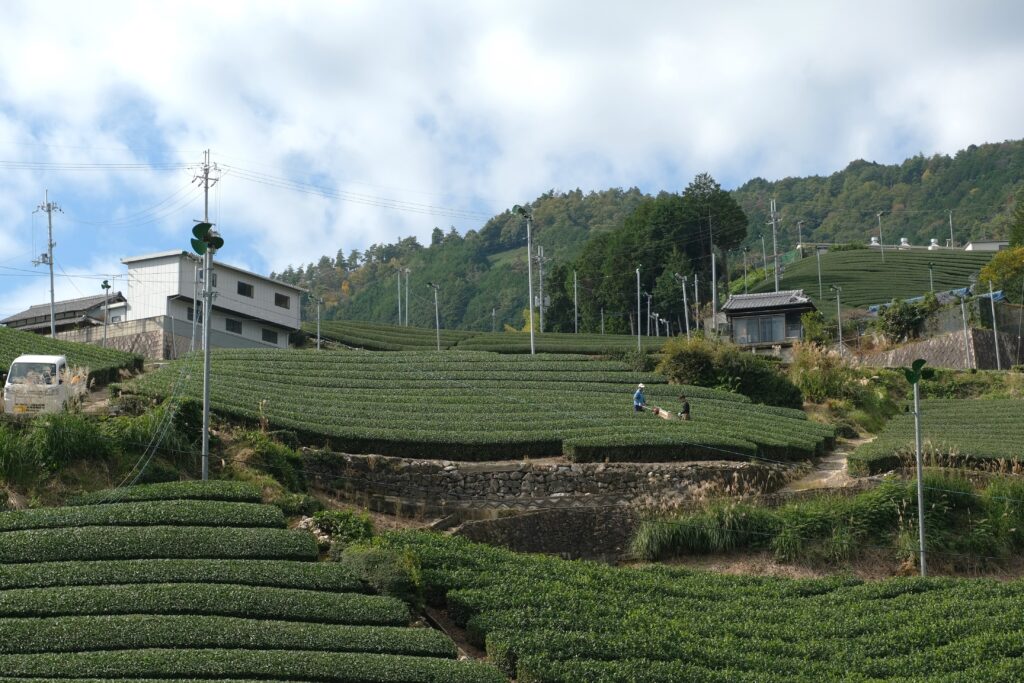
[7,362,57,385]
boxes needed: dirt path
[779,436,874,493]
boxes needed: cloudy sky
[1,0,1022,317]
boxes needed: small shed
[721,290,816,348]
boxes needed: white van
[2,354,72,416]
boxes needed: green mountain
[273,140,1024,330]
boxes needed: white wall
[125,255,181,321]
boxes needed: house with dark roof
[1,292,126,334]
[720,289,816,351]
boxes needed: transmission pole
[674,273,690,339]
[396,268,402,326]
[761,234,768,282]
[709,211,718,327]
[635,267,641,352]
[948,210,955,248]
[877,211,886,262]
[34,191,61,337]
[404,268,410,326]
[513,205,535,354]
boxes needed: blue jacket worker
[633,383,646,412]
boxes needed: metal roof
[121,250,306,292]
[0,292,126,326]
[721,289,814,313]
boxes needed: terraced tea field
[0,481,501,682]
[380,531,1024,682]
[0,327,142,386]
[848,398,1024,475]
[749,249,994,311]
[306,320,665,354]
[124,349,834,462]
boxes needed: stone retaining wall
[303,450,794,517]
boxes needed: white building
[964,240,1010,252]
[120,250,303,354]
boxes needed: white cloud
[0,0,1022,295]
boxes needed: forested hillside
[274,139,1024,331]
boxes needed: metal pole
[600,307,604,335]
[573,270,578,334]
[636,267,641,352]
[192,265,200,350]
[816,248,823,300]
[837,291,842,354]
[711,251,718,328]
[770,198,780,292]
[761,234,768,282]
[797,220,804,250]
[948,209,955,248]
[990,280,1002,370]
[877,212,885,262]
[525,214,535,354]
[682,279,691,339]
[929,263,934,293]
[316,298,322,350]
[201,247,212,482]
[743,250,748,295]
[645,293,651,336]
[913,380,927,577]
[404,269,410,326]
[434,288,440,351]
[102,282,109,347]
[961,297,971,369]
[694,274,700,331]
[37,190,59,337]
[397,269,402,326]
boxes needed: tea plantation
[749,249,994,311]
[377,531,1024,682]
[848,398,1024,475]
[307,320,666,354]
[0,327,142,386]
[0,481,502,682]
[124,349,834,462]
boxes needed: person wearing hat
[633,383,647,412]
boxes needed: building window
[274,292,291,309]
[186,307,203,323]
[226,318,242,334]
[111,315,122,323]
[237,281,254,298]
[262,328,279,345]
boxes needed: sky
[1,0,1023,317]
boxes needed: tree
[1010,189,1024,247]
[979,246,1024,304]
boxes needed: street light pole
[101,279,111,347]
[513,205,536,355]
[674,273,691,339]
[877,211,886,262]
[428,282,441,351]
[831,285,843,355]
[316,297,323,350]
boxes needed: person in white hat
[633,383,646,412]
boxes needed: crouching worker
[678,394,691,421]
[633,383,646,412]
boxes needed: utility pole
[877,211,886,262]
[316,297,323,350]
[534,245,549,333]
[33,190,61,337]
[831,285,843,355]
[644,292,652,336]
[761,234,768,282]
[428,282,441,351]
[600,307,604,335]
[990,280,1002,370]
[404,268,411,326]
[101,279,111,347]
[675,273,691,339]
[948,209,955,248]
[768,198,780,292]
[797,220,804,251]
[928,262,935,293]
[635,267,641,352]
[694,273,700,331]
[710,252,718,334]
[904,359,929,577]
[653,313,660,337]
[396,268,402,326]
[191,265,200,350]
[492,307,496,333]
[573,270,578,334]
[742,248,749,295]
[960,296,971,369]
[189,150,221,482]
[816,248,823,300]
[513,205,536,355]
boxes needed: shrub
[242,431,305,492]
[70,480,261,506]
[0,526,318,563]
[658,336,803,408]
[314,509,375,546]
[275,492,323,517]
[0,500,285,533]
[338,545,422,610]
[0,559,365,593]
[0,583,408,625]
[0,614,457,658]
